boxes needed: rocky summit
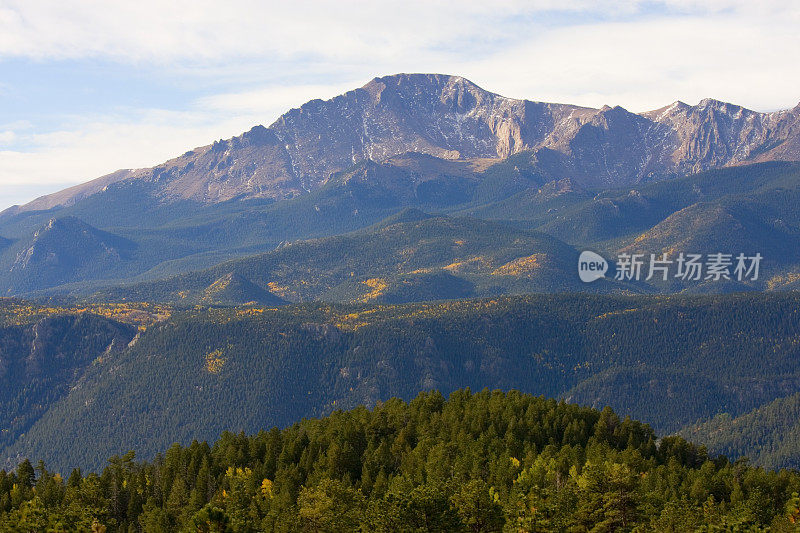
[8,73,800,213]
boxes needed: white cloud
[0,111,253,188]
[0,131,15,145]
[197,82,360,117]
[460,7,800,112]
[0,0,549,63]
[3,1,759,65]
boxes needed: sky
[1,0,799,210]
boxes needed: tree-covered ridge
[0,298,171,329]
[3,160,800,300]
[5,292,800,474]
[45,157,800,303]
[83,214,604,306]
[680,392,800,471]
[1,389,800,531]
[0,311,137,456]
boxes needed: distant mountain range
[1,74,799,299]
[6,73,800,214]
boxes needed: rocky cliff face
[269,74,596,180]
[8,74,800,210]
[642,99,800,174]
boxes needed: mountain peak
[641,100,690,119]
[365,73,483,91]
[359,72,499,115]
[36,215,94,236]
[7,74,800,214]
[695,97,747,113]
[698,97,722,107]
[7,217,136,292]
[203,272,287,306]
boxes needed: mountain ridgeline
[6,73,800,211]
[3,160,800,300]
[1,74,799,299]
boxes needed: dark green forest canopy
[4,292,800,476]
[2,389,800,531]
[681,392,800,471]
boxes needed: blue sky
[1,0,799,210]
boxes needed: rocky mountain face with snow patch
[5,73,800,213]
[641,99,800,174]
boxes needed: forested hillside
[4,292,800,473]
[0,310,137,452]
[83,215,623,305]
[4,160,800,299]
[681,392,800,470]
[36,159,800,304]
[2,390,800,531]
